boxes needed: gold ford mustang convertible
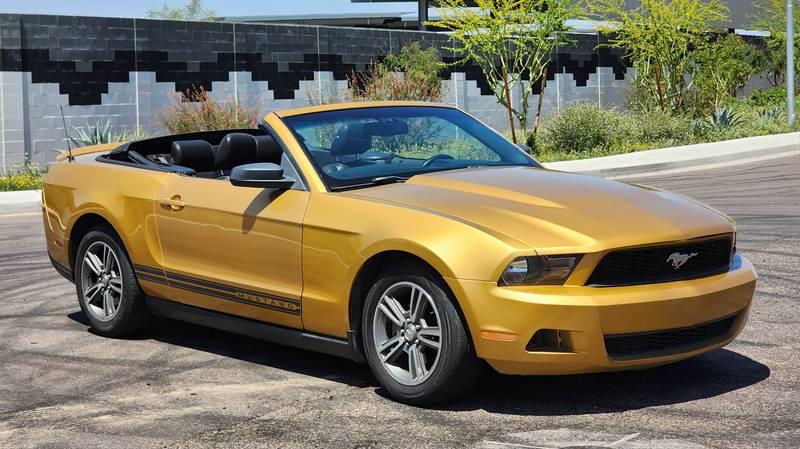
[42,102,757,404]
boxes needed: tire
[73,225,150,337]
[362,262,482,405]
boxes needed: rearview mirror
[230,163,295,189]
[363,120,409,136]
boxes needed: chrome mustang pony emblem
[667,252,698,270]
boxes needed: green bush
[538,103,634,155]
[527,98,798,162]
[0,163,44,192]
[749,87,789,108]
[630,110,694,147]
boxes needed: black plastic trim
[146,296,357,360]
[49,255,74,283]
[603,311,742,361]
[258,119,310,191]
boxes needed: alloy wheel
[80,241,123,322]
[371,281,443,386]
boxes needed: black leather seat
[253,135,283,165]
[215,133,259,177]
[170,140,217,178]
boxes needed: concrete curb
[0,190,41,215]
[1,133,798,216]
[544,132,800,178]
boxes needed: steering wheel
[421,154,454,167]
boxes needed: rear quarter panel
[42,152,167,279]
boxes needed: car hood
[344,166,733,253]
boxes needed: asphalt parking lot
[1,154,798,449]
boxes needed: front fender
[300,191,529,338]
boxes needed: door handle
[159,195,186,211]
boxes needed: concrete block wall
[0,13,638,172]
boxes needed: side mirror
[229,163,295,189]
[516,143,531,154]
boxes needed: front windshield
[281,106,539,190]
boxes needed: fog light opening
[526,329,573,353]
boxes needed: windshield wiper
[369,175,409,185]
[330,175,409,192]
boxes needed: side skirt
[146,296,358,361]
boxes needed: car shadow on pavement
[68,312,374,388]
[437,348,770,415]
[69,312,770,414]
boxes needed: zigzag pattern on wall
[0,47,630,106]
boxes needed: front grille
[604,314,738,360]
[586,235,733,286]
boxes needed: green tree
[693,34,763,109]
[431,0,579,144]
[753,0,800,88]
[146,0,216,21]
[589,0,729,114]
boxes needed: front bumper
[445,254,757,375]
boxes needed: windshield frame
[279,105,541,191]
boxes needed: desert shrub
[538,103,635,155]
[630,110,694,146]
[0,163,44,191]
[351,43,446,102]
[159,88,257,134]
[748,87,796,109]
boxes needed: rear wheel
[362,262,481,405]
[74,226,150,337]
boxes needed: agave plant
[69,120,149,147]
[756,108,783,120]
[705,107,744,130]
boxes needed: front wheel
[362,263,481,405]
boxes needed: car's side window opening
[98,128,290,181]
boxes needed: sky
[0,0,418,18]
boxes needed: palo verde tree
[692,33,763,109]
[146,0,217,21]
[589,0,728,115]
[753,0,800,88]
[431,0,578,145]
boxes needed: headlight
[499,255,580,286]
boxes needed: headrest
[215,133,258,171]
[170,140,215,171]
[330,123,372,156]
[253,135,283,164]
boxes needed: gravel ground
[0,154,797,449]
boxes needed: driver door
[152,174,308,329]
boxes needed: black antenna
[60,105,74,162]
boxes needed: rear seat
[171,133,285,179]
[253,135,284,165]
[214,133,259,177]
[170,140,217,178]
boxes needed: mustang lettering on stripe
[133,264,301,315]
